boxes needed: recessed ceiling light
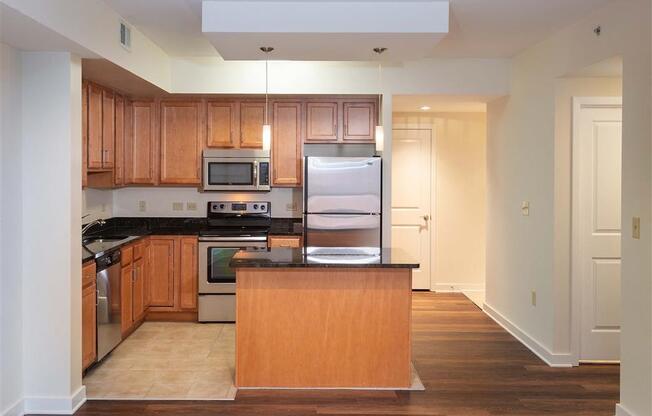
[420,106,431,111]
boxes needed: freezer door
[305,157,381,214]
[304,214,381,254]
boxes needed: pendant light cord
[378,61,382,125]
[265,57,269,124]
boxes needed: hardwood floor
[71,293,619,416]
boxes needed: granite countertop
[230,247,419,269]
[82,217,303,263]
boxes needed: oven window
[208,248,238,283]
[208,163,253,185]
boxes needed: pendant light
[260,47,274,152]
[373,47,387,152]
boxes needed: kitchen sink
[82,236,130,245]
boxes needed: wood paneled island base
[235,267,412,389]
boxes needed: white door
[575,98,622,362]
[391,129,432,290]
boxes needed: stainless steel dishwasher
[96,250,122,361]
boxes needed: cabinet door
[207,101,238,148]
[239,102,265,148]
[133,257,146,321]
[343,101,376,143]
[272,102,302,187]
[126,100,157,185]
[268,235,302,248]
[82,81,88,187]
[81,282,97,370]
[120,264,133,336]
[305,101,338,142]
[114,94,125,186]
[87,83,103,169]
[179,237,198,310]
[159,101,204,185]
[149,238,175,307]
[144,239,151,308]
[102,89,115,168]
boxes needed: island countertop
[230,247,419,269]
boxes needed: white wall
[1,41,24,416]
[486,0,650,414]
[393,112,486,292]
[20,52,84,414]
[112,187,302,218]
[82,189,113,223]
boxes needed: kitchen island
[230,248,419,389]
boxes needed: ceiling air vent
[119,20,131,51]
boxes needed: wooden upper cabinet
[239,102,265,148]
[125,100,157,185]
[179,237,198,311]
[102,89,115,168]
[82,81,89,187]
[207,101,238,148]
[149,237,175,308]
[87,83,103,169]
[114,94,125,186]
[159,100,204,185]
[305,101,338,143]
[343,101,376,143]
[272,101,302,187]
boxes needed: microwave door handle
[253,161,259,189]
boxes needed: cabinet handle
[96,289,99,306]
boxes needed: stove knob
[253,204,259,210]
[219,204,225,209]
[260,204,266,211]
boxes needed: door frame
[391,128,435,290]
[570,96,623,365]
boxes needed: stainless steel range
[198,201,271,322]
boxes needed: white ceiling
[103,0,613,60]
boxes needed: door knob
[423,215,430,221]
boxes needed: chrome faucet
[82,218,106,236]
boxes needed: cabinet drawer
[268,236,302,248]
[82,261,96,289]
[133,240,146,260]
[121,245,134,266]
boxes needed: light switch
[138,200,146,212]
[172,202,184,211]
[286,202,298,212]
[531,291,537,306]
[521,201,530,216]
[187,202,197,211]
[632,217,641,239]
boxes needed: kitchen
[79,62,420,398]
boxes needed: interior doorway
[572,97,623,363]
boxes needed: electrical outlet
[521,201,530,216]
[633,217,641,239]
[187,202,197,211]
[172,202,184,211]
[101,204,107,212]
[286,202,298,212]
[138,200,146,212]
[531,291,537,306]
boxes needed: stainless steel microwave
[202,149,270,192]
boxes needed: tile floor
[83,322,236,400]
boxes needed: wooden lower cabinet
[268,235,303,248]
[81,261,97,371]
[148,236,198,317]
[120,239,149,337]
[133,257,146,321]
[120,263,134,336]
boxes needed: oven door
[198,239,267,294]
[203,157,270,191]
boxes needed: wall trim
[615,404,636,416]
[22,386,86,415]
[1,399,24,416]
[432,283,484,293]
[483,303,574,367]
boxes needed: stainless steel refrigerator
[304,156,382,255]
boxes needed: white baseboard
[22,385,86,415]
[483,303,574,368]
[432,283,484,293]
[2,399,24,416]
[616,404,636,416]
